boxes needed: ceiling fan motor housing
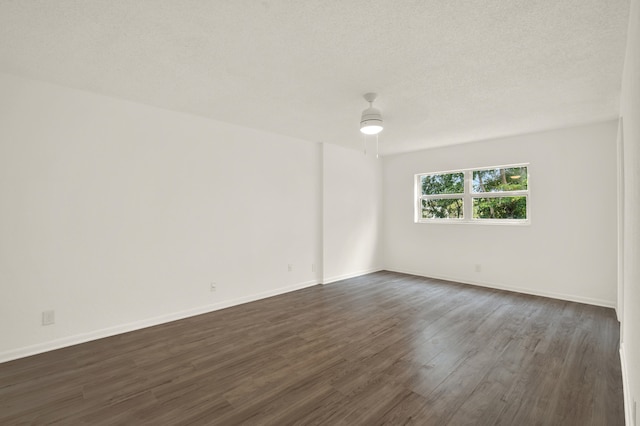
[360,107,383,133]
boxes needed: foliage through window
[420,172,464,219]
[417,165,529,223]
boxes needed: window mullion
[470,190,529,198]
[421,193,464,200]
[464,170,473,219]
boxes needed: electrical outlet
[210,282,216,292]
[288,264,293,272]
[42,310,55,326]
[311,263,316,273]
[475,264,482,273]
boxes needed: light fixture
[360,93,383,135]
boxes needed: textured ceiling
[0,0,630,155]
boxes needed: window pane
[472,167,527,193]
[422,198,464,219]
[473,196,527,219]
[421,172,464,195]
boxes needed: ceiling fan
[360,92,383,158]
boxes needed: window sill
[415,219,531,226]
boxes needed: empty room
[1,1,639,425]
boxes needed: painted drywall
[383,121,618,307]
[619,0,640,422]
[322,142,382,283]
[0,73,323,361]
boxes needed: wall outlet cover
[42,310,55,326]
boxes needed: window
[419,172,465,219]
[416,164,529,224]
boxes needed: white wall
[322,142,382,283]
[0,73,324,361]
[619,0,640,422]
[383,121,618,307]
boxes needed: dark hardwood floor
[0,271,624,425]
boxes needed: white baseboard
[0,279,319,364]
[620,343,633,426]
[1,269,616,364]
[322,267,383,285]
[384,268,617,309]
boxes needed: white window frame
[415,163,530,225]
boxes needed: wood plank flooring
[0,271,624,425]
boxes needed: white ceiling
[0,0,630,155]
